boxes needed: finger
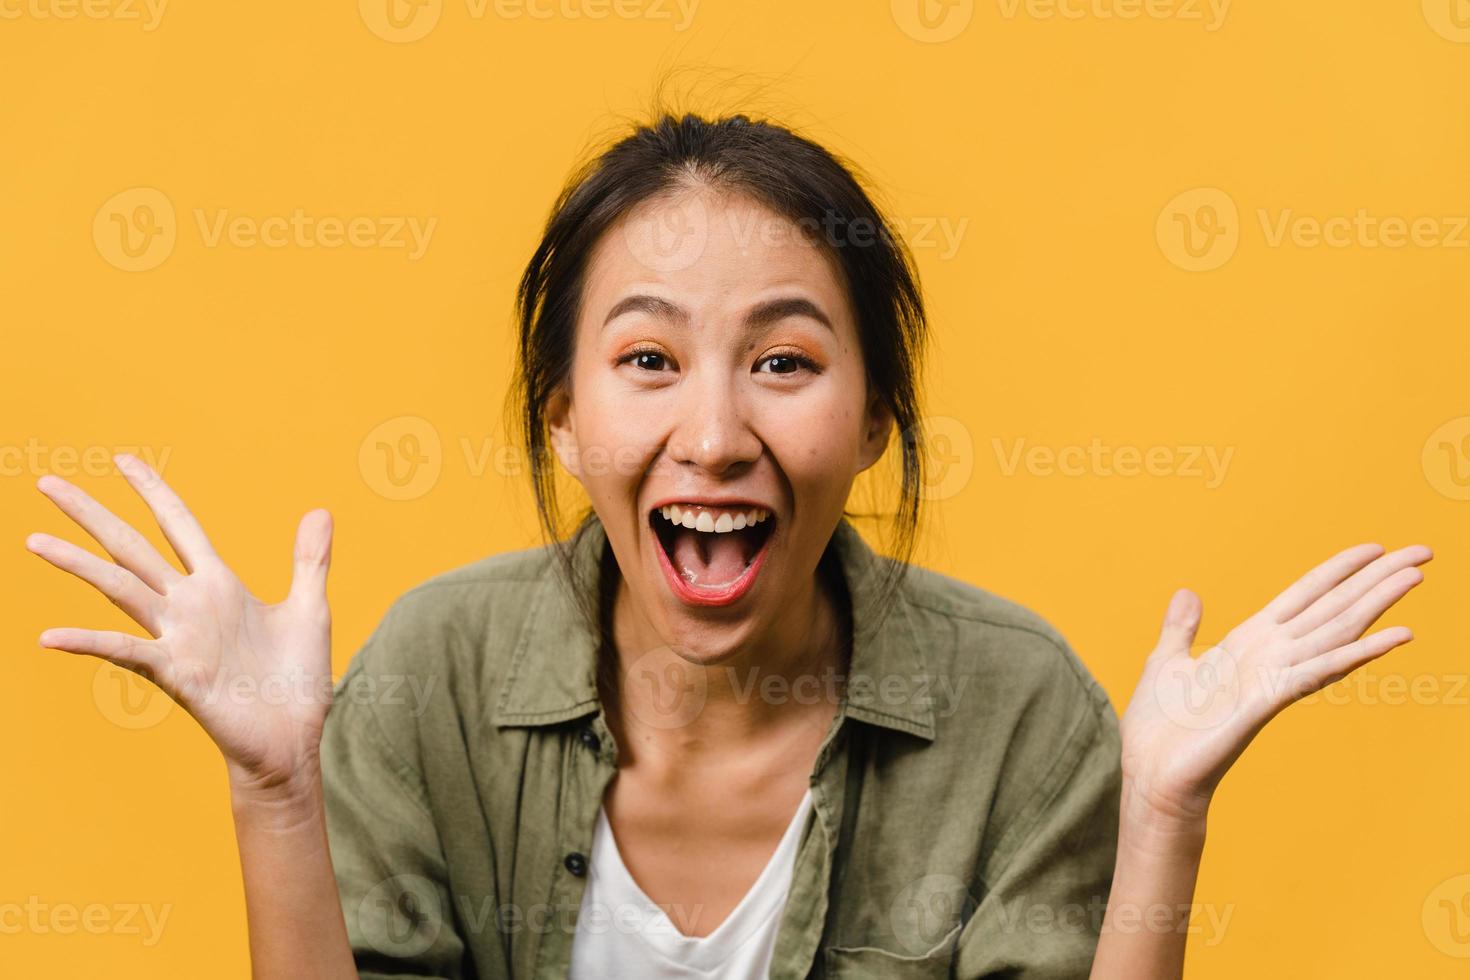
[36,474,181,592]
[1285,626,1414,699]
[1151,588,1202,660]
[287,509,333,608]
[26,532,166,636]
[1286,544,1434,638]
[1296,566,1425,660]
[1261,543,1386,625]
[38,627,167,680]
[114,454,218,574]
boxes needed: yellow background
[4,0,1469,975]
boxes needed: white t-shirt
[568,788,815,979]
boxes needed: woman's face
[548,186,893,663]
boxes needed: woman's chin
[641,579,770,664]
[657,608,761,661]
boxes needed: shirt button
[564,852,588,877]
[578,728,601,753]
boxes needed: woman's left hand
[1118,542,1432,831]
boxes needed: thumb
[288,508,333,607]
[1151,587,1202,659]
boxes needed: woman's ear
[856,390,895,474]
[546,387,582,480]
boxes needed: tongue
[671,527,750,588]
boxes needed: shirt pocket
[821,920,961,980]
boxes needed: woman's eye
[755,353,815,376]
[618,348,672,372]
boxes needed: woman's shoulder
[345,540,566,676]
[880,564,1122,857]
[892,561,1116,723]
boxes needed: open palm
[26,455,334,790]
[1120,542,1431,824]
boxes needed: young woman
[27,113,1430,979]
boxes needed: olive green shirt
[320,516,1121,979]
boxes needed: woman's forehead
[581,189,852,319]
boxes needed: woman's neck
[601,552,850,762]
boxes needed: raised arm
[26,455,357,980]
[1090,542,1431,978]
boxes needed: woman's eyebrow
[603,294,688,329]
[601,294,833,333]
[746,296,833,333]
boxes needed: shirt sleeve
[952,668,1123,979]
[319,603,469,979]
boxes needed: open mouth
[649,503,776,605]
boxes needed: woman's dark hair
[506,110,929,637]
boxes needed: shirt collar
[492,514,937,741]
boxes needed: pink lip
[648,512,775,608]
[648,495,775,512]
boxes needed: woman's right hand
[26,454,335,798]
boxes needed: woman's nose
[666,380,762,476]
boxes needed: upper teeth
[659,504,770,533]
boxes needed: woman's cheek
[577,432,659,494]
[776,421,857,500]
[574,374,663,469]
